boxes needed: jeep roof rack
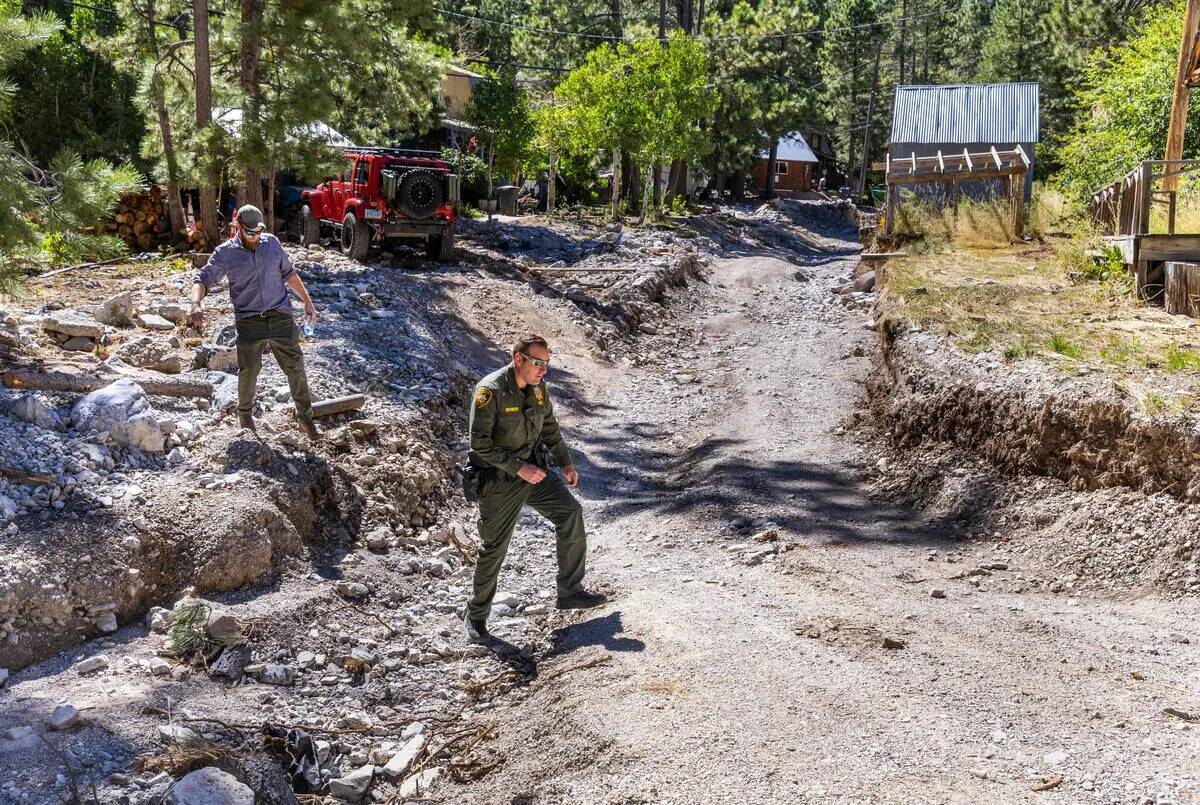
[344,146,443,159]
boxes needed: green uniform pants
[234,313,314,419]
[468,470,587,620]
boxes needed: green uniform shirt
[468,363,572,477]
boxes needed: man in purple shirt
[189,205,320,439]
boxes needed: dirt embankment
[869,320,1200,501]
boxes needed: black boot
[464,612,489,644]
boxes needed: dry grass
[878,237,1200,381]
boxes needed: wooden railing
[1089,159,1200,236]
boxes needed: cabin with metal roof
[888,82,1040,200]
[751,132,820,195]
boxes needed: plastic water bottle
[302,321,315,339]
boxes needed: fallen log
[0,466,54,486]
[311,394,366,418]
[3,369,213,398]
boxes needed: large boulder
[40,310,104,339]
[94,292,136,327]
[9,393,63,431]
[194,343,239,373]
[166,767,254,805]
[116,336,182,374]
[71,378,165,452]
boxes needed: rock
[209,644,251,681]
[398,768,442,798]
[148,658,171,676]
[10,393,62,431]
[116,336,182,374]
[63,336,96,352]
[209,372,239,412]
[167,446,188,464]
[75,655,108,675]
[256,664,294,686]
[48,704,79,730]
[137,313,175,332]
[157,303,188,324]
[71,378,165,452]
[167,767,254,805]
[336,581,370,599]
[383,734,426,779]
[328,764,374,801]
[881,636,906,650]
[742,546,776,566]
[158,724,200,745]
[148,606,173,633]
[41,310,104,338]
[194,343,239,373]
[930,589,946,599]
[3,726,34,741]
[95,611,118,633]
[365,526,391,551]
[492,592,523,608]
[206,609,239,641]
[95,292,136,327]
[0,668,8,687]
[854,270,876,293]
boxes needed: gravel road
[451,238,1200,804]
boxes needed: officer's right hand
[517,463,547,484]
[188,304,204,330]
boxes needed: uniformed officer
[464,334,606,643]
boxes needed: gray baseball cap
[236,204,266,232]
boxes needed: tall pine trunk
[145,0,185,240]
[193,0,219,246]
[637,162,652,225]
[239,0,266,211]
[765,140,779,199]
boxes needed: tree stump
[1164,261,1200,316]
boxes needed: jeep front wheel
[341,213,371,261]
[300,205,320,247]
[427,233,454,263]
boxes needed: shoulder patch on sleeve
[474,387,494,408]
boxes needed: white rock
[328,764,374,801]
[40,310,104,338]
[75,655,108,675]
[0,668,8,687]
[48,704,79,730]
[398,767,442,798]
[116,336,181,374]
[137,313,176,331]
[95,292,136,327]
[167,446,188,464]
[148,606,173,633]
[95,611,118,633]
[256,664,294,686]
[10,393,62,431]
[383,734,426,779]
[206,609,239,641]
[149,658,171,677]
[167,767,254,805]
[71,378,165,452]
[335,581,370,599]
[158,724,200,745]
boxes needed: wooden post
[1166,0,1200,192]
[1170,191,1178,234]
[1010,172,1025,239]
[885,184,897,234]
[1139,161,1154,235]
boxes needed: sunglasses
[241,227,264,237]
[519,352,550,369]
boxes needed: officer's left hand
[563,465,579,487]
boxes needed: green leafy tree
[465,69,536,198]
[1056,0,1200,199]
[0,7,142,281]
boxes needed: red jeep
[300,147,460,262]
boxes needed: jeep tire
[341,213,371,261]
[397,170,444,219]
[300,204,320,247]
[427,233,454,263]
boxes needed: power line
[465,58,571,73]
[436,5,944,44]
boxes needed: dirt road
[453,241,1200,803]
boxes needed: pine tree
[821,0,887,182]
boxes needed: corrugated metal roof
[890,82,1039,145]
[756,132,819,162]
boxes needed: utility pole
[1166,0,1200,192]
[857,40,883,205]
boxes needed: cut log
[3,369,213,398]
[311,394,366,418]
[1165,261,1200,316]
[0,466,54,486]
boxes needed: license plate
[364,209,383,220]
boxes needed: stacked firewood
[106,186,171,251]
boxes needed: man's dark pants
[234,312,313,419]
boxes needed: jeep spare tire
[396,170,444,218]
